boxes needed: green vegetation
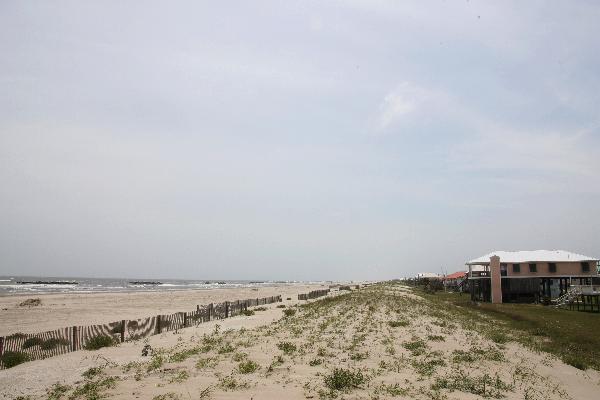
[217,342,235,354]
[237,359,259,374]
[218,375,249,391]
[152,393,180,400]
[46,383,70,400]
[147,353,165,372]
[240,309,255,316]
[169,347,201,362]
[282,308,296,317]
[41,338,70,350]
[22,337,44,349]
[402,337,427,356]
[427,334,445,342]
[276,341,296,354]
[387,320,409,328]
[0,351,30,368]
[349,352,368,361]
[70,376,117,400]
[167,370,189,383]
[82,367,104,379]
[432,371,513,398]
[195,357,218,369]
[83,335,116,351]
[323,368,365,392]
[418,289,600,370]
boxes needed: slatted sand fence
[298,288,330,300]
[0,294,281,369]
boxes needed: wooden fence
[298,289,330,300]
[0,295,281,369]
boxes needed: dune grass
[417,289,600,370]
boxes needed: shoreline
[0,283,328,336]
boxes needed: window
[513,263,520,273]
[529,263,537,272]
[500,263,507,276]
[582,262,590,272]
[549,263,557,273]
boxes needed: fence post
[0,336,4,358]
[225,301,230,318]
[208,303,213,321]
[72,326,78,351]
[121,320,126,343]
[183,313,187,328]
[156,315,162,334]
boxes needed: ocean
[0,276,319,295]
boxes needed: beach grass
[8,284,593,399]
[416,288,600,370]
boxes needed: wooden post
[121,320,126,343]
[225,301,229,318]
[72,326,78,351]
[183,313,187,328]
[156,315,162,334]
[209,303,213,321]
[0,336,4,358]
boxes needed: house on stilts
[466,250,600,308]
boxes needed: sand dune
[2,285,599,400]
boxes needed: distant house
[443,271,467,290]
[466,250,599,303]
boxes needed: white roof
[467,250,598,265]
[416,272,441,278]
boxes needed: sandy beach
[0,284,326,336]
[2,284,599,400]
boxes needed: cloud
[375,82,430,131]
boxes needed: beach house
[466,250,599,303]
[443,271,467,291]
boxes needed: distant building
[443,271,467,290]
[466,250,600,303]
[416,272,441,279]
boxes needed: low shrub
[238,360,259,374]
[240,310,255,316]
[218,342,235,354]
[84,335,116,350]
[427,335,445,342]
[388,320,409,328]
[402,338,428,356]
[46,383,71,400]
[283,309,296,317]
[22,337,44,349]
[277,341,297,355]
[324,368,365,391]
[41,338,70,350]
[0,351,30,368]
[276,304,286,308]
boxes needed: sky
[1,1,599,281]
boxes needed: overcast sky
[1,1,599,281]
